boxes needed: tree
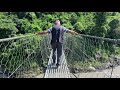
[108,19,120,39]
[73,22,84,33]
[90,12,110,37]
[0,18,18,39]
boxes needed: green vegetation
[0,12,120,77]
[0,12,120,39]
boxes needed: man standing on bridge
[36,20,78,68]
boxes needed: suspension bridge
[0,33,120,78]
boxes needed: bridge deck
[44,50,71,78]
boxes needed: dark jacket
[48,25,69,45]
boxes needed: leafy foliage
[0,12,120,76]
[0,12,120,39]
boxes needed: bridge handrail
[0,34,36,42]
[79,34,120,43]
[0,33,120,43]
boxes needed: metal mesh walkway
[44,50,71,78]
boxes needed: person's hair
[54,20,60,25]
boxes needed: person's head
[54,20,61,25]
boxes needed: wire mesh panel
[1,33,120,78]
[0,34,51,78]
[64,33,120,78]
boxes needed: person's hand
[74,32,79,35]
[75,32,79,35]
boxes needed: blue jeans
[51,42,62,64]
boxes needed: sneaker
[56,63,60,68]
[51,63,55,65]
[51,63,56,68]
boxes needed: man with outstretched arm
[36,20,78,68]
